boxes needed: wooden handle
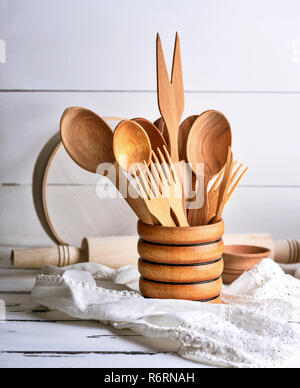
[274,240,300,264]
[82,235,138,269]
[12,235,139,269]
[113,163,153,225]
[12,245,84,268]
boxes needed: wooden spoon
[113,120,152,173]
[132,118,167,154]
[60,107,153,224]
[153,117,170,148]
[153,117,165,134]
[178,115,199,161]
[186,110,232,226]
[178,115,199,206]
[154,115,198,161]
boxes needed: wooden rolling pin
[11,234,300,268]
[273,239,300,264]
[12,236,139,269]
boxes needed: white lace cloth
[31,259,300,368]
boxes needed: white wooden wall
[1,0,300,250]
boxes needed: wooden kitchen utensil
[60,107,153,225]
[178,115,199,206]
[132,160,175,227]
[186,110,232,226]
[152,147,189,226]
[112,119,152,172]
[211,148,234,224]
[153,117,169,148]
[153,115,198,161]
[207,161,248,223]
[156,33,184,162]
[137,220,225,301]
[32,116,130,247]
[132,118,167,154]
[12,236,139,269]
[274,239,300,264]
[178,115,199,162]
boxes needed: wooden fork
[152,146,189,227]
[133,164,175,227]
[210,148,234,224]
[208,152,248,224]
[156,33,184,163]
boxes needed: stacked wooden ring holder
[137,220,225,303]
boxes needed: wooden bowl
[223,245,271,272]
[222,245,271,285]
[137,221,225,302]
[222,271,242,285]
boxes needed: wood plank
[222,186,300,240]
[0,293,81,321]
[0,269,38,292]
[0,321,179,354]
[0,0,300,91]
[0,247,14,267]
[0,351,204,368]
[0,185,138,247]
[1,185,299,248]
[1,91,300,186]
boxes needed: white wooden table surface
[0,247,207,369]
[1,247,300,369]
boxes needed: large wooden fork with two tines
[156,33,184,163]
[206,160,248,224]
[133,147,189,227]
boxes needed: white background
[1,0,300,247]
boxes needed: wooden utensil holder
[137,220,225,303]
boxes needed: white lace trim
[35,274,142,300]
[32,260,300,368]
